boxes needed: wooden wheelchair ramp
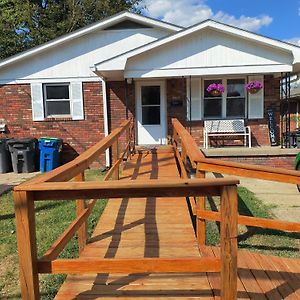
[55,147,300,299]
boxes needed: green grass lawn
[0,175,299,299]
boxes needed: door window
[141,86,161,125]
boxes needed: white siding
[0,28,170,83]
[248,75,264,119]
[186,78,202,120]
[125,28,293,78]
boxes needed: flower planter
[248,88,260,94]
[210,90,221,97]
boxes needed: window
[44,83,71,117]
[226,79,246,118]
[203,79,222,118]
[203,78,246,119]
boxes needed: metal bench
[203,119,251,149]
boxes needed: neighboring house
[1,11,300,164]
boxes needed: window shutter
[70,82,84,120]
[187,78,202,120]
[31,83,44,121]
[248,75,264,119]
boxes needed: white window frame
[43,83,71,118]
[202,76,248,120]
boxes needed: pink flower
[207,83,225,93]
[245,80,263,91]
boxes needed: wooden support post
[112,140,119,180]
[14,191,40,300]
[75,172,87,254]
[220,185,238,300]
[196,163,206,245]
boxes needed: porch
[13,118,300,299]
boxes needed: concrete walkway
[0,172,39,195]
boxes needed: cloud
[285,37,300,46]
[142,0,272,31]
[298,7,300,16]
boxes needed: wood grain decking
[55,147,300,299]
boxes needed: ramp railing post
[75,172,87,254]
[14,191,40,300]
[220,185,238,300]
[196,162,206,245]
[112,139,119,180]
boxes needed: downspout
[100,77,110,167]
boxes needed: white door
[136,81,167,145]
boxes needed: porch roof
[93,19,300,80]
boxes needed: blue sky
[142,0,300,45]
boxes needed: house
[1,11,300,166]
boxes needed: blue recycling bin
[38,138,63,172]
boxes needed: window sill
[45,116,73,122]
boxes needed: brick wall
[106,81,135,153]
[0,82,106,165]
[219,155,295,170]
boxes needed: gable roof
[0,11,182,70]
[94,19,300,73]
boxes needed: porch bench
[203,119,251,149]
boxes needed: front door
[136,81,167,145]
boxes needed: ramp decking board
[55,147,300,299]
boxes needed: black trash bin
[8,138,37,173]
[0,138,12,173]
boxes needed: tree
[0,0,143,60]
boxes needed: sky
[141,0,300,45]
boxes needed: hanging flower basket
[207,83,224,97]
[248,88,259,94]
[210,90,222,97]
[245,80,263,94]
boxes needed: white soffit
[0,11,182,70]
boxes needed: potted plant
[206,83,225,96]
[245,80,263,94]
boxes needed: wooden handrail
[172,118,204,165]
[41,199,97,261]
[197,210,300,233]
[172,117,300,185]
[15,178,240,200]
[14,119,134,299]
[171,117,300,250]
[40,129,133,262]
[197,158,300,185]
[37,257,221,274]
[19,119,132,185]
